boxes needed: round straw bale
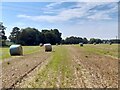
[44,43,52,52]
[79,43,83,46]
[109,42,112,45]
[9,45,23,56]
[93,43,96,45]
[39,43,43,47]
[56,43,58,46]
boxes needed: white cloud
[17,7,87,22]
[46,2,64,8]
[17,2,118,23]
[87,3,118,20]
[87,12,112,20]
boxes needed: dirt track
[1,45,118,88]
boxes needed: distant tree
[63,36,83,44]
[83,37,88,44]
[9,27,20,44]
[51,29,62,44]
[89,38,96,44]
[0,22,7,46]
[110,39,120,44]
[35,32,45,45]
[95,39,102,44]
[41,29,62,45]
[44,32,56,44]
[89,38,102,44]
[61,39,65,44]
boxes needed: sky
[1,1,119,40]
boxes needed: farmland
[1,44,118,88]
[0,46,41,60]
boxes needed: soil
[1,48,52,88]
[1,45,118,88]
[67,45,118,88]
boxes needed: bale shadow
[45,50,55,53]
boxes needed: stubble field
[0,44,119,88]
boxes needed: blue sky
[1,1,118,39]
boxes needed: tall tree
[44,31,56,44]
[83,37,88,44]
[19,27,43,45]
[0,22,7,46]
[51,29,62,44]
[41,29,62,45]
[9,27,20,44]
[9,27,62,45]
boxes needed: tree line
[61,36,88,44]
[9,27,62,45]
[62,36,120,44]
[0,22,120,46]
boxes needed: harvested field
[1,44,118,88]
[1,47,51,88]
[0,46,41,60]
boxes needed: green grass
[77,44,118,58]
[0,46,41,60]
[25,46,73,88]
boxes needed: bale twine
[9,45,23,56]
[44,43,52,52]
[79,43,83,47]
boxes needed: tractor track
[9,57,47,89]
[2,49,52,89]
